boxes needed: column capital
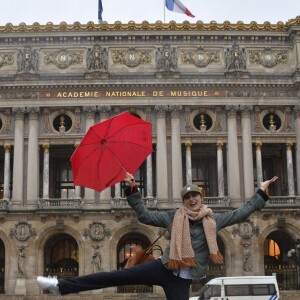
[154,105,168,117]
[225,105,239,117]
[217,142,223,149]
[240,105,253,117]
[4,144,10,152]
[43,144,50,151]
[27,106,40,119]
[185,142,192,149]
[286,142,293,149]
[12,107,26,119]
[255,141,262,149]
[169,105,182,118]
[98,105,111,113]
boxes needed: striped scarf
[166,205,223,270]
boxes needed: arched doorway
[43,233,79,280]
[264,230,297,290]
[117,232,152,293]
[0,239,4,293]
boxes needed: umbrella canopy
[70,112,153,192]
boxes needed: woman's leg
[58,259,164,295]
[58,259,191,300]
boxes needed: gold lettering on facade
[170,90,208,97]
[52,89,220,99]
[105,91,146,97]
[153,91,164,96]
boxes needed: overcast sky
[0,0,299,26]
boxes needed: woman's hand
[260,176,278,192]
[124,172,135,185]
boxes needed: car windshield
[197,284,221,300]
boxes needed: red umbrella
[70,112,153,192]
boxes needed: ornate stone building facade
[0,17,300,297]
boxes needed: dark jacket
[127,189,268,280]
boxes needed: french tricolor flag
[165,0,195,18]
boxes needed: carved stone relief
[17,46,39,73]
[156,45,178,72]
[224,42,247,71]
[249,48,288,68]
[44,49,83,69]
[86,45,108,71]
[112,48,152,67]
[0,53,14,68]
[181,47,220,67]
[84,221,111,241]
[9,220,37,241]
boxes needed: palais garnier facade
[0,16,300,299]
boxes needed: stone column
[185,142,192,184]
[255,142,263,188]
[154,105,168,203]
[217,142,225,197]
[83,106,97,203]
[145,107,153,198]
[294,105,300,195]
[170,105,183,203]
[98,106,112,205]
[27,107,40,204]
[73,142,81,199]
[42,144,50,199]
[286,142,295,196]
[3,144,11,199]
[226,105,241,206]
[12,107,25,205]
[241,105,254,199]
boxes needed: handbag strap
[146,224,172,254]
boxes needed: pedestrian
[37,173,278,300]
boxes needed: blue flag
[98,0,103,23]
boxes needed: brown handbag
[124,225,171,269]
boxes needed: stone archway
[264,230,297,290]
[43,233,79,279]
[116,232,152,293]
[0,239,4,293]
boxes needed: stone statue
[243,246,252,272]
[17,245,26,276]
[156,46,178,72]
[91,245,102,273]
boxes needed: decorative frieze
[181,47,220,67]
[249,48,287,67]
[156,45,178,72]
[44,49,83,69]
[0,52,14,68]
[112,48,151,67]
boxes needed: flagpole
[164,0,166,23]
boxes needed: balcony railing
[111,197,158,209]
[266,196,300,207]
[203,197,230,207]
[37,198,83,209]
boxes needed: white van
[189,276,279,300]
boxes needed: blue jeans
[58,259,192,300]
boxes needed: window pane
[225,285,250,296]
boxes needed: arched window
[264,231,296,290]
[44,234,79,280]
[117,232,152,293]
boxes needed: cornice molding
[1,17,300,33]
